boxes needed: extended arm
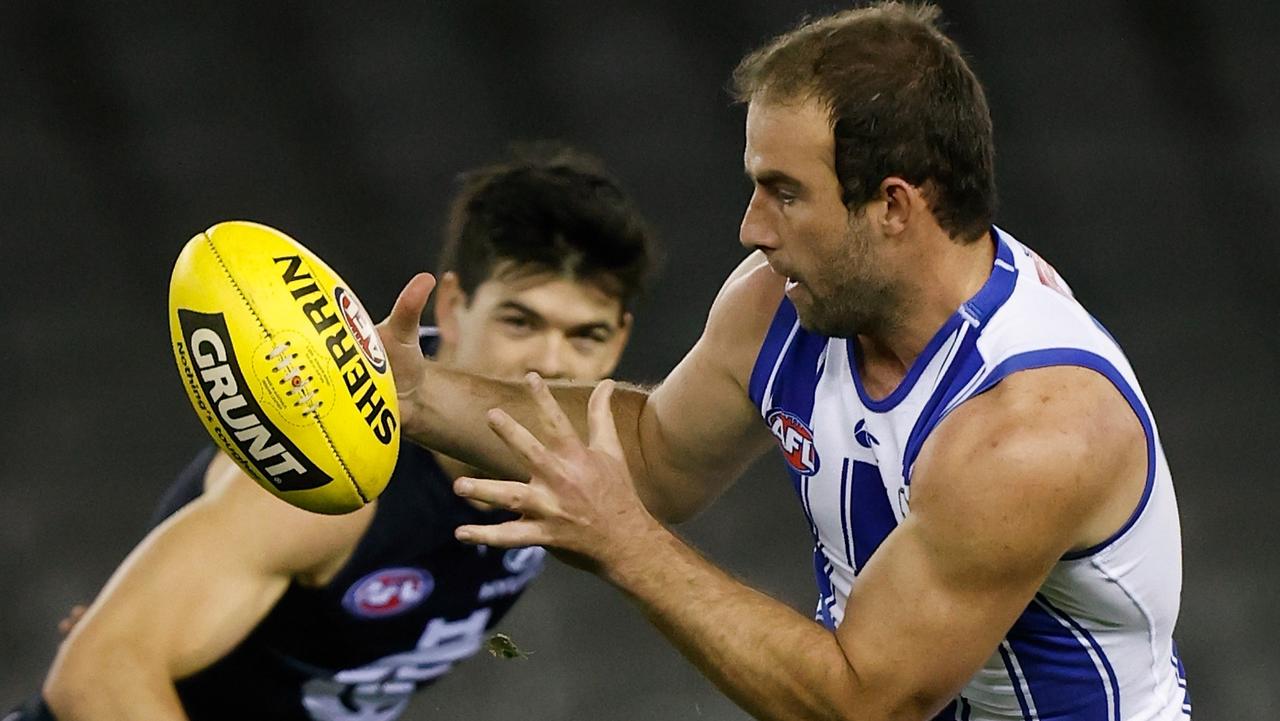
[379,254,781,522]
[456,365,1149,720]
[43,454,369,721]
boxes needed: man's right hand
[375,273,436,436]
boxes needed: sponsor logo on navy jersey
[479,547,547,602]
[767,409,820,475]
[342,567,434,618]
[502,547,546,574]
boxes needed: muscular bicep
[637,336,775,522]
[831,367,1146,718]
[630,254,782,522]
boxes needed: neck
[857,229,995,397]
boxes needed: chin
[794,306,838,337]
[795,303,863,339]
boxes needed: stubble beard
[793,221,904,340]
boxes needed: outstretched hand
[375,273,436,433]
[453,373,662,575]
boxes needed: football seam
[204,232,369,507]
[314,421,370,505]
[204,234,268,336]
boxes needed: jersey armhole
[747,298,800,410]
[966,348,1158,560]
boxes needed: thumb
[382,273,436,345]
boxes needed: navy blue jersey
[157,330,546,721]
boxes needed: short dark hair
[732,2,996,242]
[438,143,657,309]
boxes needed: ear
[877,176,922,238]
[599,311,634,376]
[433,272,467,348]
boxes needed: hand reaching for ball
[375,273,437,437]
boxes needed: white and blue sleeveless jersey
[748,228,1188,721]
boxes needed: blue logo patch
[854,419,879,449]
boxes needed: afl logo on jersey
[342,567,434,618]
[767,409,820,475]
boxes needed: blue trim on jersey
[800,474,818,533]
[813,547,838,630]
[766,327,831,497]
[849,460,896,573]
[899,327,986,484]
[1005,596,1120,721]
[1039,594,1122,721]
[997,643,1036,721]
[965,228,1019,327]
[838,458,854,567]
[846,230,1017,413]
[966,348,1157,561]
[1172,640,1191,712]
[847,315,964,412]
[748,298,800,409]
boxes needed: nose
[739,189,778,252]
[526,333,568,380]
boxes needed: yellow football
[168,221,399,514]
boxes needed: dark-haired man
[378,4,1189,720]
[24,146,656,721]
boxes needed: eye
[569,329,613,354]
[776,189,798,207]
[497,315,535,335]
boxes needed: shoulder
[699,251,787,387]
[199,452,374,578]
[910,365,1146,571]
[709,250,785,318]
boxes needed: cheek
[565,349,619,381]
[453,334,528,378]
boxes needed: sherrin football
[169,221,399,514]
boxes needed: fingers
[381,273,436,345]
[455,520,547,548]
[524,373,579,448]
[486,408,558,473]
[587,380,624,458]
[454,477,543,515]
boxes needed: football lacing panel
[265,341,323,416]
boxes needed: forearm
[606,526,871,721]
[404,364,686,512]
[45,643,189,721]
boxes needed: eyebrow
[495,300,618,335]
[746,167,806,191]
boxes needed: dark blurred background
[2,1,1276,718]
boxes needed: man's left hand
[452,373,663,576]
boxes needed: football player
[17,144,655,721]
